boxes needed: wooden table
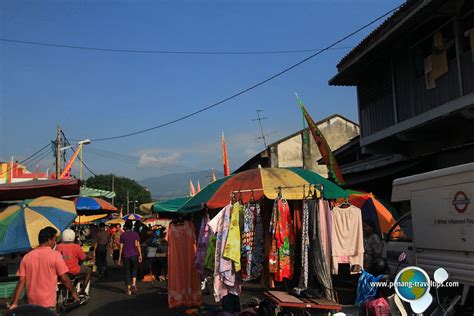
[264,290,342,313]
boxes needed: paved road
[68,269,214,316]
[0,269,265,315]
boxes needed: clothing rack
[230,183,324,194]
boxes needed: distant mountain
[139,170,223,200]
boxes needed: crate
[0,281,25,299]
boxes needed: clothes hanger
[337,197,352,208]
[250,190,255,204]
[230,192,237,204]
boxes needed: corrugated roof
[336,0,427,71]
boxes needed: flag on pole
[296,94,345,186]
[222,132,230,177]
[211,169,217,182]
[189,180,196,196]
[197,179,201,192]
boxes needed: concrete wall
[277,134,303,168]
[267,116,360,175]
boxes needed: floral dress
[269,198,294,282]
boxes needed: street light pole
[77,139,91,181]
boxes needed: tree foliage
[85,174,152,212]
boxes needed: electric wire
[87,148,194,173]
[70,3,403,142]
[0,143,52,177]
[61,133,98,177]
[0,38,353,55]
[87,147,200,172]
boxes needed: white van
[383,163,474,305]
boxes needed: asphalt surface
[66,268,265,316]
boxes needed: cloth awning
[0,179,80,201]
[152,197,190,213]
[80,186,116,199]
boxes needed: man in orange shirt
[56,229,93,295]
[9,227,78,311]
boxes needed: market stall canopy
[123,213,142,221]
[152,197,190,213]
[139,202,154,214]
[80,186,116,199]
[179,167,348,213]
[0,179,80,201]
[74,214,108,224]
[344,190,399,236]
[0,196,76,254]
[106,218,124,225]
[74,197,117,216]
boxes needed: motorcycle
[56,274,90,315]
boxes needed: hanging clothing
[269,198,294,282]
[208,204,240,302]
[331,205,364,274]
[204,235,217,272]
[299,199,310,289]
[195,213,210,275]
[308,200,335,301]
[167,221,202,308]
[223,202,242,272]
[356,270,384,306]
[318,199,332,273]
[241,203,264,281]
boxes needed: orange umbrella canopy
[345,190,399,235]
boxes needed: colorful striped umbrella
[179,167,348,213]
[74,197,117,215]
[74,214,108,224]
[0,196,76,254]
[106,218,125,225]
[123,213,142,221]
[345,190,399,235]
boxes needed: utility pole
[56,125,61,179]
[126,191,130,215]
[111,175,115,206]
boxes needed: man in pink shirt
[9,227,79,311]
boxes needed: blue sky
[0,0,403,181]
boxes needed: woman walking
[118,220,142,295]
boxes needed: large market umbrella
[74,197,117,216]
[139,202,154,214]
[74,214,108,224]
[123,213,142,221]
[152,197,191,213]
[106,218,125,225]
[79,186,116,199]
[0,196,76,254]
[179,167,348,213]
[345,190,399,235]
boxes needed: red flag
[297,95,345,185]
[222,132,230,177]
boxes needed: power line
[61,133,97,177]
[0,38,353,55]
[87,148,198,173]
[88,147,199,171]
[0,143,52,177]
[71,3,402,142]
